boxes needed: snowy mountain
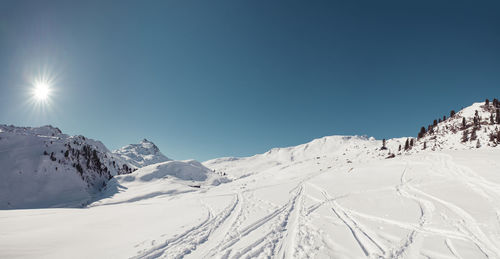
[205,135,391,179]
[113,139,171,168]
[2,100,500,258]
[409,100,500,151]
[0,125,133,209]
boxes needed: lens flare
[33,82,50,101]
[24,65,61,121]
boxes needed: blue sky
[1,0,499,161]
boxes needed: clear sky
[1,0,499,161]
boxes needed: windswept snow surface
[2,133,500,258]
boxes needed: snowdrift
[92,159,230,206]
[121,160,224,183]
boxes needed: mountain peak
[113,139,171,168]
[0,125,132,209]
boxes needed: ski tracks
[207,170,327,258]
[391,166,435,258]
[401,157,500,258]
[307,182,388,258]
[133,194,239,259]
[221,185,304,258]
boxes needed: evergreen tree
[398,145,401,152]
[462,117,467,129]
[476,139,481,148]
[418,127,426,139]
[497,109,500,124]
[404,138,410,150]
[461,130,469,142]
[410,139,414,146]
[486,99,490,106]
[443,115,446,121]
[433,119,438,127]
[423,142,427,150]
[450,110,456,117]
[470,128,478,141]
[381,139,387,150]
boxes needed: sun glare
[33,82,50,101]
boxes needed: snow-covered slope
[2,100,500,258]
[205,135,406,179]
[91,159,230,207]
[113,139,171,168]
[410,101,500,151]
[0,125,133,209]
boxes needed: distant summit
[113,139,171,168]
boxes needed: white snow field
[1,141,500,258]
[1,101,500,258]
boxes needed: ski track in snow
[132,168,324,259]
[192,170,326,258]
[390,165,435,258]
[129,152,500,259]
[133,194,239,259]
[307,182,388,258]
[394,155,500,258]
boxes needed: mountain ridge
[113,138,171,168]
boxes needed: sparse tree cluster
[403,138,415,151]
[41,136,136,190]
[414,98,500,148]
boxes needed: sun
[33,82,51,101]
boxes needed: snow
[1,101,500,258]
[113,139,171,168]
[0,125,131,209]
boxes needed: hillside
[411,100,500,151]
[0,125,133,209]
[1,100,500,258]
[113,139,171,168]
[91,159,230,207]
